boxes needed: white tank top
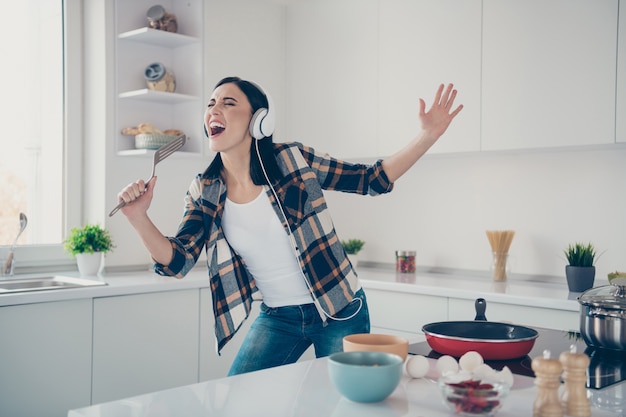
[222,189,312,307]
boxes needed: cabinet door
[617,0,626,143]
[378,0,482,156]
[482,0,618,150]
[0,299,92,417]
[365,288,448,335]
[92,290,199,403]
[285,0,379,159]
[448,298,579,332]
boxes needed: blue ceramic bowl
[327,351,403,403]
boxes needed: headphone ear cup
[249,108,268,140]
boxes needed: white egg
[436,355,459,376]
[405,355,430,379]
[498,366,514,387]
[459,351,484,372]
[472,363,496,380]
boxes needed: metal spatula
[109,134,187,217]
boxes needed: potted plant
[65,224,114,275]
[342,238,365,268]
[564,242,596,292]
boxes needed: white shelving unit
[115,0,204,156]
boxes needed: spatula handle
[108,200,127,217]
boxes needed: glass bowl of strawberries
[438,374,510,416]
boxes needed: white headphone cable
[254,139,362,322]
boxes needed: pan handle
[474,298,487,321]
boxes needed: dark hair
[203,76,282,185]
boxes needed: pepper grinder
[532,350,564,417]
[559,345,591,417]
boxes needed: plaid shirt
[155,142,393,353]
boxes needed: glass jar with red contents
[395,251,416,273]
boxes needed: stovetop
[409,327,626,390]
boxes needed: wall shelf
[114,0,204,156]
[118,27,199,48]
[119,89,199,104]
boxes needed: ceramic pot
[566,265,595,292]
[76,252,103,276]
[347,254,359,269]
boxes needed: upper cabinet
[617,0,626,143]
[285,0,481,159]
[377,0,482,156]
[482,0,619,151]
[114,0,204,156]
[285,0,379,159]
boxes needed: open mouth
[209,121,225,137]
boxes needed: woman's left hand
[419,83,464,141]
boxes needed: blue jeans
[228,288,370,376]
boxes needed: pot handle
[474,298,487,321]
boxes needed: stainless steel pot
[578,283,626,351]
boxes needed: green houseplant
[342,239,365,269]
[65,224,114,275]
[342,239,365,255]
[564,242,596,292]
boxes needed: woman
[116,76,463,375]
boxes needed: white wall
[100,0,625,283]
[325,146,626,280]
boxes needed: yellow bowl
[343,333,409,361]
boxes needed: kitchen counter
[0,265,593,310]
[67,356,624,417]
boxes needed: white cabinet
[482,0,619,150]
[377,0,482,156]
[448,297,579,332]
[0,299,92,417]
[114,0,204,155]
[365,288,447,337]
[285,0,379,159]
[92,290,199,403]
[617,0,626,143]
[285,0,481,159]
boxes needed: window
[0,0,82,271]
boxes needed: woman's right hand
[117,177,157,218]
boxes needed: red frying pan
[421,298,539,360]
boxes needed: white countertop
[67,356,624,417]
[0,266,593,310]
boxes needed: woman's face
[204,82,253,154]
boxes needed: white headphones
[249,82,275,140]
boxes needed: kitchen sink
[0,275,107,293]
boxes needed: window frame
[15,0,83,273]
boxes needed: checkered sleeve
[291,142,394,196]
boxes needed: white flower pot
[76,252,103,276]
[347,254,359,269]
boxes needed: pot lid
[578,283,626,309]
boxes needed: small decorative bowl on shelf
[134,133,178,150]
[438,374,510,416]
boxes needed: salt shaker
[531,350,564,417]
[559,345,591,417]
